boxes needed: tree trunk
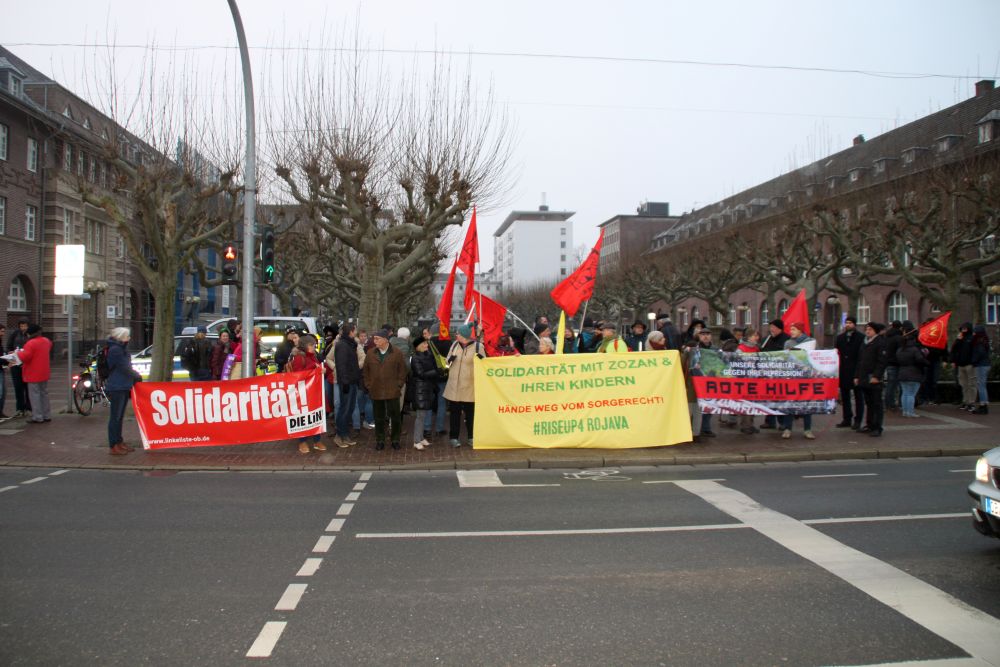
[357,255,386,330]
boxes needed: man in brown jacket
[362,329,408,450]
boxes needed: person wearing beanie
[834,316,865,429]
[181,326,214,381]
[896,324,928,418]
[525,322,550,355]
[443,323,485,447]
[761,319,789,352]
[855,322,888,436]
[18,324,52,423]
[951,322,976,410]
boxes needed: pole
[227,0,257,378]
[66,296,75,413]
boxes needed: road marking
[345,492,361,501]
[0,486,18,493]
[848,658,991,666]
[457,470,503,487]
[674,480,1000,664]
[950,469,975,473]
[296,558,323,577]
[326,518,345,532]
[357,524,749,539]
[803,513,967,525]
[21,476,48,485]
[246,621,287,658]
[359,472,372,481]
[801,473,879,479]
[501,483,561,487]
[336,503,354,516]
[644,478,726,484]
[48,469,69,476]
[353,482,367,491]
[275,583,308,611]
[312,535,336,553]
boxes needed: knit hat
[789,322,806,332]
[533,322,550,335]
[583,317,595,328]
[901,320,916,334]
[196,325,208,334]
[866,321,885,333]
[769,318,784,330]
[457,323,474,338]
[373,329,391,340]
[396,327,411,340]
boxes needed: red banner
[918,311,951,349]
[692,376,839,401]
[551,228,604,317]
[132,369,327,450]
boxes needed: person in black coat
[760,319,789,352]
[855,322,888,436]
[332,323,361,448]
[896,327,928,417]
[409,338,441,450]
[834,316,865,428]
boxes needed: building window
[980,124,994,144]
[9,74,21,97]
[86,219,103,254]
[25,205,36,241]
[728,303,736,325]
[560,254,566,262]
[741,303,751,326]
[560,268,566,275]
[63,209,72,242]
[760,302,769,327]
[887,291,908,322]
[560,241,566,248]
[8,277,27,311]
[0,123,7,160]
[987,294,1000,325]
[856,295,870,323]
[0,196,5,235]
[561,228,566,235]
[27,138,38,172]
[63,143,73,171]
[778,298,788,316]
[83,117,92,131]
[117,235,125,259]
[714,310,723,326]
[78,152,85,176]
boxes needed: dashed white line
[803,513,967,525]
[48,469,69,476]
[345,492,361,501]
[359,472,372,481]
[275,583,308,611]
[353,482,367,491]
[21,476,48,485]
[336,503,354,516]
[457,470,504,487]
[643,478,726,484]
[950,469,976,473]
[326,518,345,532]
[246,621,287,658]
[801,473,879,479]
[0,485,18,493]
[312,535,336,553]
[296,558,323,577]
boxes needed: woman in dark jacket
[409,338,440,450]
[105,327,141,456]
[896,327,928,418]
[970,324,991,414]
[210,330,233,380]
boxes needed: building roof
[494,208,574,237]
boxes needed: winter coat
[884,327,903,367]
[970,326,991,368]
[334,337,362,386]
[409,350,441,410]
[274,339,296,372]
[597,337,630,354]
[624,332,648,351]
[104,338,139,391]
[761,331,789,352]
[658,322,681,350]
[289,349,321,373]
[834,329,864,380]
[444,340,484,403]
[18,335,52,383]
[363,345,408,400]
[182,336,213,373]
[784,334,816,351]
[737,340,759,353]
[6,327,29,352]
[524,336,542,355]
[210,341,232,380]
[950,325,974,366]
[390,337,414,370]
[856,335,888,386]
[896,338,929,383]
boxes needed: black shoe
[859,426,871,432]
[972,405,989,415]
[391,442,401,450]
[700,431,717,438]
[835,421,852,428]
[851,422,862,430]
[868,429,883,437]
[375,442,385,451]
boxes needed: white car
[969,446,1000,539]
[131,334,218,381]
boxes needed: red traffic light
[224,246,237,261]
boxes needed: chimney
[539,191,549,212]
[976,80,995,97]
[853,134,865,146]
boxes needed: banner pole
[506,308,541,342]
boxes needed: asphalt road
[1,459,999,666]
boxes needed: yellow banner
[473,351,692,449]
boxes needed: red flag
[436,265,457,338]
[457,208,479,310]
[551,229,604,317]
[780,290,810,336]
[470,289,507,356]
[918,311,951,349]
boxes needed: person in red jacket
[289,334,326,454]
[17,324,53,423]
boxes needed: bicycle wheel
[73,375,95,416]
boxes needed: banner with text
[473,351,691,449]
[691,349,839,416]
[132,368,326,450]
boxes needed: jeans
[27,382,50,421]
[372,398,401,444]
[781,414,812,431]
[424,381,448,432]
[900,381,921,415]
[324,378,337,418]
[884,366,900,408]
[975,365,990,404]
[353,388,374,428]
[107,389,131,446]
[336,383,358,437]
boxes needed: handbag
[430,341,449,380]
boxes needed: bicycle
[72,349,108,416]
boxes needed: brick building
[597,201,680,274]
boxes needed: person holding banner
[689,329,717,438]
[289,334,327,454]
[597,323,629,354]
[781,323,817,439]
[444,324,485,448]
[363,330,408,451]
[105,327,141,455]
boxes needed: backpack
[96,345,111,380]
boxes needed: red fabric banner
[458,207,479,310]
[436,265,457,338]
[132,369,326,450]
[551,228,604,317]
[471,289,508,356]
[780,289,810,336]
[692,376,839,401]
[918,311,951,349]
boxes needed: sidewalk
[0,387,994,470]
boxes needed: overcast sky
[5,1,1000,270]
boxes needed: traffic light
[222,243,238,282]
[260,226,275,284]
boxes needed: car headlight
[975,456,991,483]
